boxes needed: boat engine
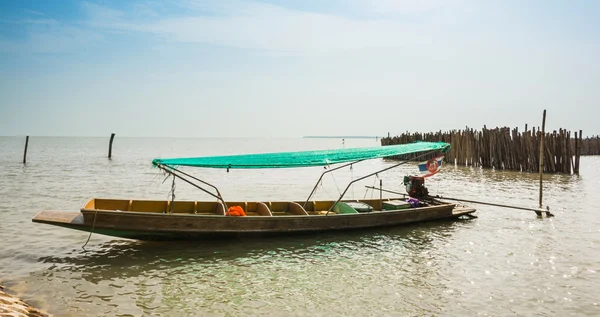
[404,176,429,198]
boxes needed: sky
[0,0,598,137]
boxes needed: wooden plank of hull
[32,210,85,227]
[33,204,476,240]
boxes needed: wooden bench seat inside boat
[255,202,272,216]
[83,199,225,215]
[267,202,309,216]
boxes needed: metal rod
[160,166,219,199]
[538,110,546,216]
[156,164,228,210]
[162,164,225,201]
[108,133,115,158]
[303,159,364,208]
[22,136,29,164]
[365,186,407,198]
[432,194,548,214]
[366,186,553,216]
[326,150,435,214]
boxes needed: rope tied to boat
[169,173,176,213]
[364,173,380,199]
[350,163,355,200]
[81,209,98,251]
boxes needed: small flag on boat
[418,155,444,177]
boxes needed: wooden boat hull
[32,203,476,240]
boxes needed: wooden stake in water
[379,179,383,208]
[108,133,115,158]
[538,110,546,216]
[22,136,29,164]
[575,130,582,174]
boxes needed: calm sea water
[0,136,599,316]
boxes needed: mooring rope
[323,161,342,196]
[350,164,355,200]
[82,209,98,251]
[365,173,379,199]
[329,172,342,196]
[320,181,333,199]
[169,174,176,213]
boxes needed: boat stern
[32,210,86,229]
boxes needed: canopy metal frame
[325,150,437,214]
[155,148,444,215]
[302,159,365,208]
[155,163,229,210]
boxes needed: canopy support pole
[303,159,364,208]
[326,150,437,214]
[156,164,228,210]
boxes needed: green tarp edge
[152,141,450,169]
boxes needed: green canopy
[152,141,449,169]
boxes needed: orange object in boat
[226,206,246,216]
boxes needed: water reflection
[27,221,471,315]
[38,220,468,283]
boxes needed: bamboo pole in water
[538,110,546,214]
[108,133,115,158]
[22,135,29,164]
[576,130,582,173]
[573,131,578,173]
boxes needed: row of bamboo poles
[382,127,600,174]
[580,136,600,155]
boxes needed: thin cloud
[23,18,59,26]
[362,0,447,14]
[80,0,441,54]
[0,19,102,54]
[23,9,45,16]
[80,1,125,21]
[1,1,471,55]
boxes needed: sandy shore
[0,284,47,317]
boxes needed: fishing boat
[32,141,476,240]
